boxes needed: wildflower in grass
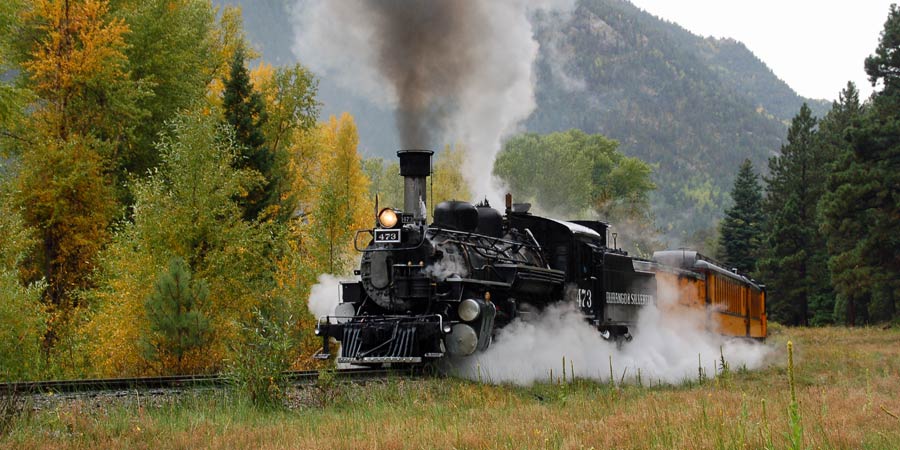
[786,341,803,450]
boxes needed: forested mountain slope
[219,0,829,241]
[526,0,829,237]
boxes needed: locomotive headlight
[378,208,399,228]
[458,299,481,322]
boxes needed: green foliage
[814,6,900,326]
[495,131,597,217]
[817,83,865,325]
[362,157,402,212]
[309,179,352,274]
[759,104,831,326]
[227,299,300,407]
[818,6,900,324]
[0,271,43,380]
[223,46,273,222]
[718,159,763,273]
[141,257,212,374]
[112,0,219,175]
[259,64,320,222]
[494,129,657,253]
[0,0,26,139]
[86,108,293,375]
[495,129,654,219]
[0,192,46,382]
[260,65,320,152]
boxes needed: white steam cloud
[448,278,773,385]
[307,273,351,318]
[291,0,575,204]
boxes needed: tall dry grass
[2,326,899,449]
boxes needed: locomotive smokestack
[397,149,433,221]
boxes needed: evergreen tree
[718,159,763,274]
[759,104,831,325]
[223,45,274,221]
[142,257,211,374]
[818,83,866,325]
[820,5,900,323]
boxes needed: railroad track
[0,367,423,396]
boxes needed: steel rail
[0,367,424,396]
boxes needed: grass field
[2,326,898,449]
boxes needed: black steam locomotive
[314,149,657,365]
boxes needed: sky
[629,0,894,101]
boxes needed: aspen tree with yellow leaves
[364,145,471,222]
[301,113,372,275]
[431,144,472,209]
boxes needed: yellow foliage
[322,113,373,231]
[250,62,275,98]
[205,5,258,108]
[432,143,472,206]
[22,0,130,138]
[84,248,157,375]
[16,136,115,310]
[289,113,372,276]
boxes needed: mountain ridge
[214,0,831,242]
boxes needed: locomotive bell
[397,149,433,221]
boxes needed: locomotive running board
[338,356,423,364]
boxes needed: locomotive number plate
[374,228,401,243]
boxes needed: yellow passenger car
[652,250,767,339]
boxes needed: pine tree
[818,83,866,325]
[718,159,763,274]
[142,257,211,374]
[759,104,831,325]
[223,45,274,221]
[820,4,900,323]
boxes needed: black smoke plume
[293,0,576,200]
[361,1,488,148]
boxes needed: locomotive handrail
[430,227,542,251]
[446,238,533,265]
[432,227,546,267]
[318,313,445,329]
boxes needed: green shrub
[227,298,300,407]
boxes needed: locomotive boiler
[314,149,658,365]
